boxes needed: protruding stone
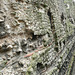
[5,25,11,29]
[16,48,22,53]
[0,17,4,22]
[7,51,13,57]
[2,55,6,60]
[0,31,5,35]
[7,57,11,61]
[58,59,62,63]
[0,10,4,13]
[29,43,34,47]
[0,44,2,48]
[18,48,22,52]
[39,8,45,13]
[1,44,7,52]
[12,20,20,27]
[66,4,70,9]
[7,45,13,50]
[11,12,16,15]
[73,0,75,2]
[43,34,49,42]
[18,59,26,67]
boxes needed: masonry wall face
[0,0,75,75]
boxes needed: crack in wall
[47,8,59,52]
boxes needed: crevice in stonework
[63,40,65,45]
[47,8,59,52]
[61,12,64,24]
[37,62,46,75]
[0,0,75,74]
[47,8,53,25]
[0,19,8,39]
[59,41,61,47]
[58,42,75,75]
[31,32,38,40]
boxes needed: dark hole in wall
[25,29,36,40]
[25,28,42,40]
[59,41,61,47]
[69,27,70,31]
[63,40,65,45]
[37,62,46,74]
[61,12,64,24]
[31,32,43,41]
[51,25,55,31]
[45,64,47,67]
[37,63,44,70]
[61,13,64,20]
[31,32,38,40]
[47,8,52,24]
[47,8,55,32]
[47,8,55,30]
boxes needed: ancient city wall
[0,0,75,75]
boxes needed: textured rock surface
[0,0,75,75]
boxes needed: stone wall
[0,0,75,75]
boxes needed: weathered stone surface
[0,0,75,75]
